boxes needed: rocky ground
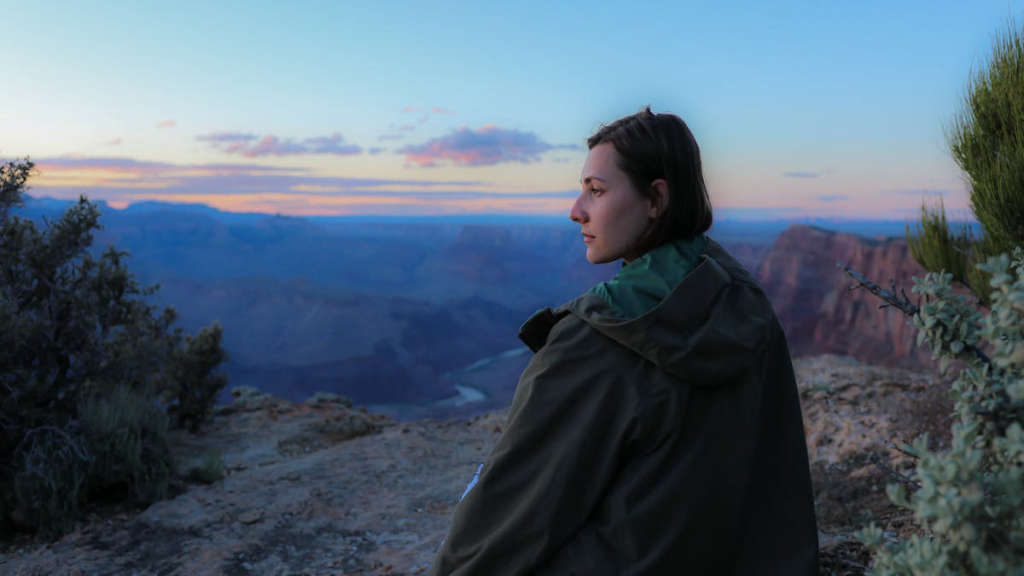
[0,354,952,576]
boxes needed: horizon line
[18,193,980,224]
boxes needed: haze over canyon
[20,196,943,419]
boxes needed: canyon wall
[754,225,934,368]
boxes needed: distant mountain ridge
[15,196,946,411]
[21,193,980,239]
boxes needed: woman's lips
[582,233,595,243]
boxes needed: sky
[2,0,1022,219]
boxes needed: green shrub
[0,158,227,535]
[167,323,228,433]
[868,20,1024,572]
[186,451,226,485]
[909,21,1024,305]
[906,200,976,295]
[8,425,90,536]
[80,386,172,504]
[858,249,1024,574]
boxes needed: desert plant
[166,323,228,433]
[80,386,172,504]
[186,450,226,485]
[850,249,1024,574]
[856,20,1024,571]
[0,157,226,534]
[7,424,90,535]
[907,199,975,292]
[908,21,1024,305]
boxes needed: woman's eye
[590,187,602,196]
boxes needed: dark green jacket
[430,238,819,575]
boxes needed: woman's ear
[649,179,669,219]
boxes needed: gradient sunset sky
[3,1,1021,219]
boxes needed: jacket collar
[588,234,709,320]
[519,238,772,386]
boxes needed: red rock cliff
[755,225,933,368]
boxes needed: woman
[430,107,818,575]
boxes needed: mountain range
[18,196,951,416]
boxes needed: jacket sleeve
[429,318,637,575]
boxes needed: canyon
[755,224,935,369]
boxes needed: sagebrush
[858,249,1024,574]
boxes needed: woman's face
[570,142,656,264]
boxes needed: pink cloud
[105,138,123,146]
[401,105,421,113]
[244,135,306,157]
[431,107,454,115]
[198,132,362,157]
[197,132,258,143]
[157,119,176,128]
[32,156,302,180]
[398,125,578,167]
[28,154,481,197]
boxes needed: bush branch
[869,452,921,491]
[836,262,994,368]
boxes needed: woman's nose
[569,194,587,223]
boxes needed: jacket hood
[519,239,776,387]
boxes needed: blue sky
[2,0,1021,218]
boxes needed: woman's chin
[585,248,614,265]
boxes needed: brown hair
[587,106,713,256]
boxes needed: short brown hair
[587,106,713,255]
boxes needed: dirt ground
[0,354,952,575]
[798,355,953,575]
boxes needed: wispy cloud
[296,133,362,155]
[231,135,307,157]
[431,107,454,115]
[887,188,948,197]
[368,147,385,155]
[23,160,846,217]
[716,206,807,220]
[198,132,362,157]
[818,194,848,202]
[31,155,480,192]
[156,119,176,128]
[23,155,595,215]
[196,132,259,143]
[399,124,579,167]
[783,171,821,179]
[36,156,294,174]
[196,132,259,155]
[401,105,421,113]
[37,156,181,173]
[90,192,576,217]
[104,138,123,146]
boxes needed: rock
[305,391,353,408]
[217,385,280,414]
[237,510,263,525]
[757,225,934,368]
